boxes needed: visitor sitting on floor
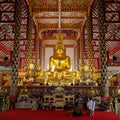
[72,102,82,117]
[87,97,96,116]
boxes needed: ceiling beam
[84,38,120,41]
[42,36,77,40]
[108,43,120,55]
[106,1,120,4]
[44,44,75,48]
[0,44,11,55]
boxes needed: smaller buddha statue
[88,87,95,97]
[49,32,71,73]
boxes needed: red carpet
[0,109,120,120]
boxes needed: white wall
[44,47,53,70]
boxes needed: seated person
[87,97,96,116]
[72,102,82,117]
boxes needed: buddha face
[56,48,64,55]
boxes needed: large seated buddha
[49,32,71,73]
[45,32,80,85]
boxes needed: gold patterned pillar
[74,46,77,70]
[35,30,39,65]
[97,0,109,97]
[34,29,39,78]
[42,46,45,70]
[79,30,85,80]
[10,0,23,96]
[80,30,85,65]
[39,39,42,68]
[0,71,2,86]
[86,11,93,79]
[77,39,80,69]
[25,14,33,76]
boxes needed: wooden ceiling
[0,0,120,68]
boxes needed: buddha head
[53,31,66,56]
[54,42,66,56]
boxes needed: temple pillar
[86,11,93,79]
[35,30,39,65]
[34,29,39,79]
[97,0,109,97]
[118,74,120,86]
[39,39,42,67]
[80,30,85,65]
[42,46,45,70]
[10,0,23,105]
[77,39,80,69]
[74,45,77,70]
[0,71,2,86]
[80,30,85,80]
[25,14,33,77]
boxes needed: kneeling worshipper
[72,102,83,117]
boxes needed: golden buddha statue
[49,32,71,73]
[45,32,80,85]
